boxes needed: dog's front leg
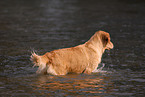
[83,68,92,74]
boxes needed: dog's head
[98,31,114,50]
[86,30,114,51]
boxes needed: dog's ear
[102,33,110,47]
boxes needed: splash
[92,63,106,73]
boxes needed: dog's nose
[106,41,114,50]
[110,42,114,49]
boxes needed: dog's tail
[30,52,47,74]
[30,52,40,67]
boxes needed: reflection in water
[31,74,114,96]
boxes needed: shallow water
[0,0,145,96]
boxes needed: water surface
[0,0,145,96]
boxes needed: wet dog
[30,31,113,75]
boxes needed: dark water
[0,0,145,96]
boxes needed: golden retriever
[30,30,113,75]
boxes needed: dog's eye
[105,38,108,41]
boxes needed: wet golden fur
[31,31,113,75]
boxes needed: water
[0,0,145,96]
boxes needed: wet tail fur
[30,52,47,74]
